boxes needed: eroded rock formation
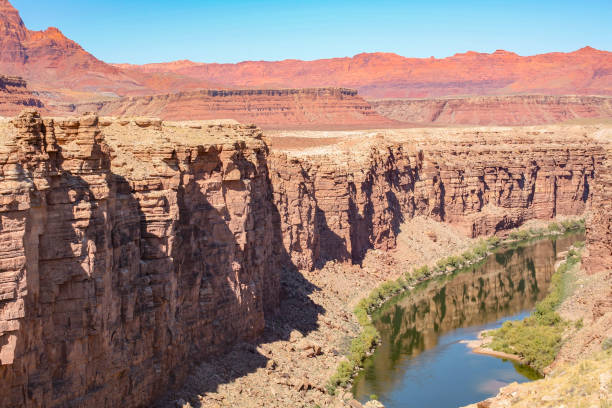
[369,95,612,126]
[584,131,612,273]
[56,88,396,129]
[0,111,279,407]
[0,112,608,407]
[0,74,45,116]
[269,127,602,270]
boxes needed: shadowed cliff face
[269,129,602,270]
[0,112,293,407]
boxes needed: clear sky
[10,0,612,64]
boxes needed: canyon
[0,111,609,407]
[369,95,612,126]
[0,1,610,407]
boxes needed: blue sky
[10,0,612,64]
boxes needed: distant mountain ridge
[116,47,612,98]
[0,0,611,101]
[0,0,217,99]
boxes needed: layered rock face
[0,112,607,407]
[269,127,603,270]
[584,132,612,273]
[57,88,396,129]
[0,111,279,407]
[369,95,612,126]
[0,74,45,116]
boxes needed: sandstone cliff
[55,88,396,130]
[268,127,602,270]
[0,111,280,407]
[0,113,607,407]
[0,74,45,116]
[584,129,612,273]
[369,95,612,126]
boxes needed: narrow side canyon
[0,111,609,407]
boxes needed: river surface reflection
[352,232,584,408]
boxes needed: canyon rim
[0,1,611,408]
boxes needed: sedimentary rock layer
[0,74,45,116]
[0,112,607,407]
[369,95,612,126]
[268,126,604,270]
[0,111,279,407]
[584,130,612,273]
[56,88,396,129]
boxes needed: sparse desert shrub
[461,250,475,263]
[509,229,530,241]
[488,319,564,372]
[603,338,612,351]
[410,265,430,281]
[328,359,354,390]
[473,239,489,258]
[487,236,501,247]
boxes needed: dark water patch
[352,232,584,408]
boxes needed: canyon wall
[0,112,607,407]
[584,132,612,273]
[269,127,602,270]
[56,88,396,130]
[0,74,45,116]
[0,111,280,407]
[369,95,612,126]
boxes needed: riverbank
[465,243,612,408]
[463,350,612,408]
[160,218,585,408]
[160,216,476,408]
[463,333,524,364]
[478,244,584,374]
[463,244,583,368]
[326,219,585,396]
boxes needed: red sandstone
[55,88,397,129]
[369,95,612,126]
